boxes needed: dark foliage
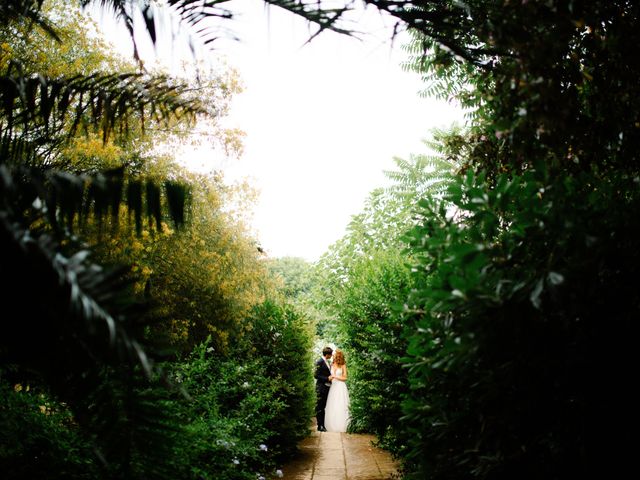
[402,168,638,479]
[0,162,190,477]
[400,1,640,175]
[0,2,205,477]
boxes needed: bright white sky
[90,1,464,261]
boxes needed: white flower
[259,444,268,451]
[276,469,284,478]
[257,476,265,480]
[232,458,239,465]
[242,381,250,389]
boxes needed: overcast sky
[91,1,465,261]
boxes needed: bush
[401,168,638,479]
[0,380,98,480]
[239,300,315,459]
[331,249,414,455]
[169,299,315,479]
[0,297,315,480]
[171,349,284,480]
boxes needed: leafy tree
[329,248,413,453]
[398,0,640,175]
[130,172,275,352]
[318,129,459,285]
[0,0,132,77]
[267,256,315,300]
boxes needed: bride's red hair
[333,349,346,366]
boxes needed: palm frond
[1,163,190,236]
[81,0,353,65]
[0,72,208,145]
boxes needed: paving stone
[347,465,381,474]
[285,471,313,479]
[346,459,375,468]
[318,466,347,474]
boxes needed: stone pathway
[281,430,400,480]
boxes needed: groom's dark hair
[322,347,333,357]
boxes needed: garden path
[280,430,400,480]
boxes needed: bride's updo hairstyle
[333,349,346,366]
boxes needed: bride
[324,349,350,432]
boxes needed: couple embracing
[314,346,350,432]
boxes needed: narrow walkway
[281,430,400,480]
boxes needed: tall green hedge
[169,299,315,479]
[331,249,413,454]
[239,300,316,459]
[401,168,638,479]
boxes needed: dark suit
[314,357,332,430]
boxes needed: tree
[267,256,316,299]
[395,2,640,479]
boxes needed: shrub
[0,379,98,480]
[239,300,315,459]
[332,249,414,455]
[168,299,315,479]
[402,168,638,479]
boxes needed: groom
[314,346,334,432]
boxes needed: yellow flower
[160,222,173,235]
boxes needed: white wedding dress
[324,367,350,432]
